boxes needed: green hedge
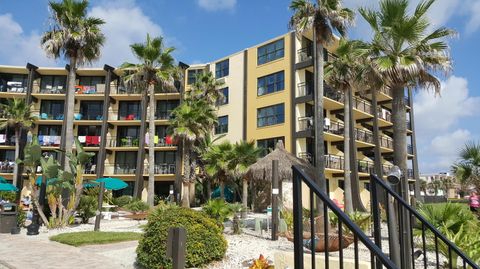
[136,206,227,268]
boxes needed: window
[40,100,64,120]
[156,100,179,119]
[187,69,203,85]
[114,152,137,174]
[117,127,140,146]
[217,87,229,106]
[215,116,228,134]
[257,136,284,157]
[215,59,229,78]
[80,101,103,120]
[40,75,66,93]
[257,39,284,65]
[79,76,105,86]
[77,126,101,136]
[38,125,62,136]
[118,101,140,120]
[257,103,285,127]
[155,151,176,165]
[257,71,284,96]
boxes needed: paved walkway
[0,233,138,269]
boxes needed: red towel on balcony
[91,136,100,145]
[165,135,172,145]
[86,136,92,145]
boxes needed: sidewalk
[0,233,137,269]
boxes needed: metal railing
[298,116,314,132]
[324,86,345,102]
[354,128,374,144]
[38,87,66,94]
[297,81,314,97]
[353,96,373,114]
[297,46,313,62]
[358,160,375,174]
[407,168,414,179]
[407,144,414,155]
[292,165,397,269]
[298,152,314,164]
[378,108,392,122]
[380,136,394,149]
[155,111,174,120]
[325,154,344,170]
[369,173,480,269]
[325,120,344,136]
[379,87,393,97]
[107,136,176,147]
[33,110,64,120]
[105,163,176,175]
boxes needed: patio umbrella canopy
[0,183,18,192]
[0,176,7,183]
[92,177,128,191]
[35,176,58,186]
[246,140,315,182]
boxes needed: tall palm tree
[453,141,480,192]
[358,0,454,201]
[0,98,37,186]
[120,34,178,207]
[203,141,234,200]
[169,99,217,207]
[229,140,261,217]
[324,38,360,213]
[187,72,224,106]
[41,0,105,171]
[289,0,354,201]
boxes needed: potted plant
[11,209,26,234]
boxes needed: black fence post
[94,182,105,231]
[167,227,186,269]
[370,175,382,269]
[272,160,279,241]
[292,167,304,269]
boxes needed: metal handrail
[292,165,397,269]
[369,173,480,269]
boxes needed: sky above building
[0,0,479,174]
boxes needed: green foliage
[202,199,234,225]
[329,211,371,236]
[50,231,141,247]
[113,195,133,208]
[77,195,97,224]
[17,209,26,227]
[418,203,476,234]
[281,208,294,231]
[136,206,227,268]
[125,199,149,213]
[0,191,16,202]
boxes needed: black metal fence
[292,165,397,269]
[369,173,480,269]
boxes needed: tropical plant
[289,0,354,205]
[452,141,480,192]
[169,99,217,207]
[120,34,179,207]
[136,206,227,268]
[249,255,274,269]
[113,195,133,208]
[203,141,234,199]
[358,0,454,196]
[77,195,96,224]
[186,72,225,106]
[124,199,150,213]
[329,211,371,236]
[0,98,37,187]
[202,198,234,226]
[41,0,105,170]
[229,140,261,217]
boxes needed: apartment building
[0,64,182,198]
[185,31,420,204]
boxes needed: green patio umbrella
[91,178,128,191]
[0,183,18,192]
[35,176,58,186]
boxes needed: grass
[50,231,142,247]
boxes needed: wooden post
[94,182,105,231]
[271,160,279,241]
[167,227,186,269]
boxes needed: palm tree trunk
[181,141,191,208]
[12,128,20,187]
[220,173,225,199]
[392,87,408,198]
[343,88,353,213]
[242,178,248,218]
[147,84,156,207]
[314,28,327,214]
[64,57,77,172]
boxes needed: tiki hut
[246,140,316,211]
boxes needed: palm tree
[41,0,105,171]
[229,140,261,217]
[120,34,178,207]
[169,99,217,207]
[453,141,480,192]
[289,0,354,201]
[358,0,454,201]
[0,98,36,186]
[203,141,234,200]
[187,72,224,106]
[324,38,361,213]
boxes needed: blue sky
[0,0,479,174]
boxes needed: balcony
[0,163,14,173]
[108,136,140,147]
[84,164,97,174]
[324,86,344,102]
[75,84,105,94]
[377,108,392,122]
[35,110,64,120]
[76,136,101,147]
[297,47,313,63]
[382,164,394,175]
[117,111,141,121]
[379,88,392,97]
[74,112,103,121]
[354,128,374,144]
[39,86,66,94]
[147,163,176,174]
[297,116,314,132]
[358,160,375,174]
[297,81,314,98]
[325,120,344,136]
[298,152,314,164]
[1,81,27,93]
[353,97,373,115]
[108,163,176,175]
[0,135,16,146]
[38,135,61,146]
[325,154,344,170]
[407,144,414,155]
[380,136,393,149]
[155,111,174,120]
[111,164,136,174]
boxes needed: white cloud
[89,1,164,66]
[196,0,236,12]
[466,1,480,34]
[413,75,480,173]
[414,76,480,136]
[0,13,55,66]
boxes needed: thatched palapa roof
[246,140,316,182]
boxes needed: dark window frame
[187,69,203,85]
[257,71,285,96]
[257,103,285,127]
[215,59,229,78]
[257,39,285,65]
[257,136,284,157]
[217,87,229,106]
[215,115,228,134]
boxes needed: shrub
[17,209,26,227]
[113,195,133,208]
[202,199,233,225]
[136,206,227,268]
[0,191,16,202]
[125,199,149,213]
[78,195,97,224]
